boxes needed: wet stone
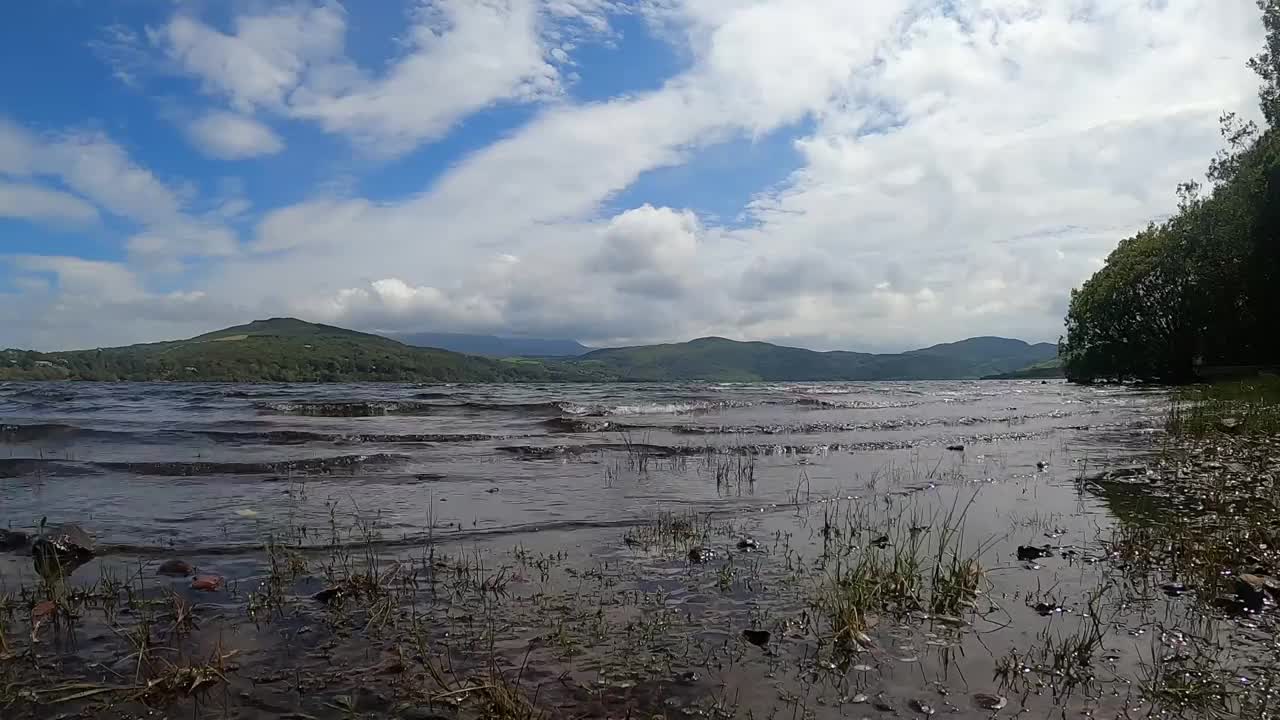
[157,559,194,577]
[1016,545,1054,561]
[0,528,29,552]
[687,547,715,564]
[972,693,1007,710]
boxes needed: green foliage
[1062,2,1280,383]
[0,319,610,383]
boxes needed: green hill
[572,336,1057,381]
[1,320,1056,383]
[0,318,608,383]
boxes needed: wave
[201,430,502,444]
[92,453,408,476]
[255,400,446,417]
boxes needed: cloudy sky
[0,0,1266,352]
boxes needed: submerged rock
[32,523,95,576]
[742,629,771,647]
[157,559,194,577]
[1016,545,1054,561]
[191,575,223,592]
[972,693,1007,710]
[0,528,30,552]
[687,547,716,564]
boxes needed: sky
[0,0,1267,352]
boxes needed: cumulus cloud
[148,0,610,156]
[186,111,284,159]
[0,181,99,225]
[4,0,1269,350]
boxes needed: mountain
[0,319,1057,383]
[0,318,609,383]
[573,336,1058,381]
[388,331,589,357]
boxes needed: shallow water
[3,379,1217,719]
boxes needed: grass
[1166,377,1280,436]
[813,491,994,649]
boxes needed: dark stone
[1016,545,1054,561]
[313,586,345,604]
[737,538,759,551]
[32,523,95,577]
[742,629,771,647]
[353,687,389,712]
[485,487,500,494]
[870,535,891,549]
[1236,574,1272,611]
[157,559,193,577]
[1217,417,1243,435]
[1036,460,1048,471]
[1032,602,1062,616]
[946,444,965,452]
[687,547,715,564]
[0,528,29,552]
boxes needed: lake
[3,380,1231,719]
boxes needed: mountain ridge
[1,318,1058,382]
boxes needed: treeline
[1061,0,1280,383]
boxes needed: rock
[1036,460,1048,471]
[687,547,715,564]
[32,523,95,576]
[946,444,965,452]
[0,529,29,552]
[485,487,500,494]
[1017,545,1053,561]
[313,586,345,604]
[157,559,193,577]
[870,535,891,549]
[1032,602,1062,616]
[972,693,1007,710]
[32,600,56,623]
[353,686,390,712]
[1217,417,1243,435]
[1235,574,1271,611]
[737,538,759,551]
[742,629,771,647]
[910,699,936,715]
[191,575,223,592]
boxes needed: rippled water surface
[0,381,1161,551]
[1,380,1189,719]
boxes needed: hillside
[573,336,1057,381]
[388,331,589,357]
[0,318,608,383]
[1,320,1057,383]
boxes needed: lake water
[0,380,1199,719]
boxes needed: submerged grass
[1166,377,1280,436]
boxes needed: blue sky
[0,0,1266,350]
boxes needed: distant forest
[1061,0,1280,382]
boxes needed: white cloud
[7,0,1269,351]
[186,111,285,159]
[150,0,605,156]
[0,181,99,225]
[0,118,238,262]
